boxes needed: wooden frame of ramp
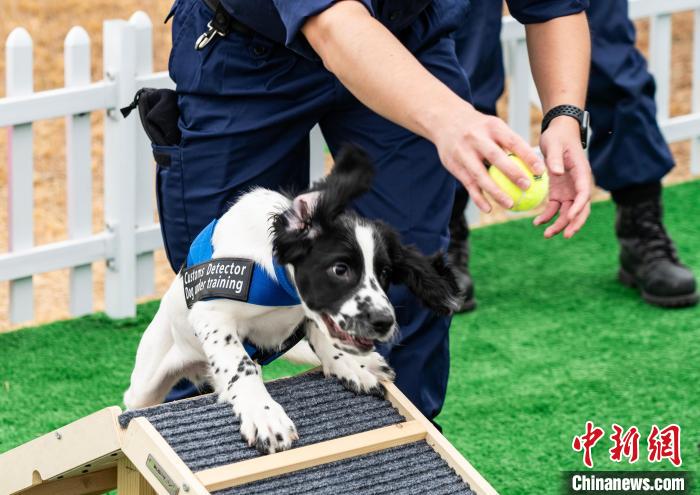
[0,378,499,495]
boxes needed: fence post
[6,28,34,324]
[65,26,93,316]
[692,9,700,175]
[505,38,531,142]
[309,125,325,183]
[130,11,156,298]
[103,20,137,318]
[649,13,672,121]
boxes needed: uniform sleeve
[273,0,375,47]
[506,0,589,24]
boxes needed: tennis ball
[488,153,548,211]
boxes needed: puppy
[124,145,459,454]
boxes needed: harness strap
[246,321,307,366]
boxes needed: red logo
[572,421,605,468]
[609,424,640,463]
[572,422,682,468]
[648,424,682,467]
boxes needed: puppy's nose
[370,311,394,335]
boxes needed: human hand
[534,117,592,238]
[433,104,546,212]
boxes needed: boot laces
[634,202,679,264]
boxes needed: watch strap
[541,104,589,149]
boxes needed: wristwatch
[541,104,590,149]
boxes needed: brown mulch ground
[0,4,696,331]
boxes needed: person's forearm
[302,1,465,143]
[526,12,590,112]
[303,1,548,215]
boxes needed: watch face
[581,110,590,131]
[581,111,591,149]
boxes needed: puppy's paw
[323,351,395,397]
[233,399,298,454]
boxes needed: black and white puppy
[124,145,459,454]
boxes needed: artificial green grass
[1,181,698,494]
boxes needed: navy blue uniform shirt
[221,0,589,57]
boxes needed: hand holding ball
[488,153,548,211]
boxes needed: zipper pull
[120,88,147,118]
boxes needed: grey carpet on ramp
[119,372,474,494]
[216,441,475,495]
[118,372,404,471]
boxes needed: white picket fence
[1,0,700,325]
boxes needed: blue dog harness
[183,219,303,365]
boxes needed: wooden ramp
[0,372,499,495]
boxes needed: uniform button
[389,10,401,21]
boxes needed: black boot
[448,187,476,312]
[615,192,698,308]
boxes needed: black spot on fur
[225,334,233,344]
[264,405,270,410]
[255,437,271,454]
[356,299,370,312]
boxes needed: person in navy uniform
[161,0,593,421]
[449,0,698,312]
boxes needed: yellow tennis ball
[488,153,548,212]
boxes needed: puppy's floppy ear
[272,191,321,265]
[313,144,374,225]
[378,223,460,315]
[273,144,374,265]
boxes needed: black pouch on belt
[120,88,181,148]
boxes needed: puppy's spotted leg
[190,306,297,454]
[306,320,395,396]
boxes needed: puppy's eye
[380,267,392,283]
[330,262,349,278]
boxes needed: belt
[195,0,253,50]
